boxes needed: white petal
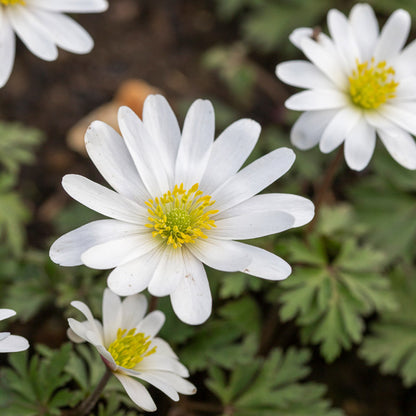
[0,309,15,321]
[211,147,295,212]
[135,311,165,338]
[107,248,162,296]
[344,117,376,171]
[85,121,150,204]
[62,174,146,224]
[138,354,189,377]
[229,241,292,280]
[276,60,333,89]
[145,371,196,395]
[67,318,104,345]
[319,106,361,153]
[70,301,104,344]
[291,110,337,150]
[174,99,215,189]
[121,294,148,330]
[211,211,295,240]
[0,9,15,88]
[374,9,411,62]
[378,127,416,170]
[129,371,179,401]
[102,289,122,347]
[394,77,416,101]
[0,335,29,353]
[81,233,158,270]
[25,0,108,13]
[151,337,177,359]
[6,5,58,61]
[289,27,313,49]
[395,39,416,78]
[142,95,181,187]
[118,106,170,198]
[217,193,314,228]
[113,373,156,412]
[170,249,212,325]
[50,220,139,267]
[148,247,185,297]
[381,103,416,136]
[200,119,260,194]
[285,89,349,111]
[349,3,379,61]
[67,327,85,343]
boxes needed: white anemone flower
[0,0,108,87]
[68,289,196,412]
[276,3,416,171]
[50,94,314,325]
[0,309,29,353]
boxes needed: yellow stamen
[0,0,25,5]
[108,328,157,369]
[145,183,218,249]
[349,58,398,109]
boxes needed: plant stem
[308,147,344,232]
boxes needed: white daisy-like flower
[0,0,108,87]
[276,3,416,171]
[68,289,196,412]
[50,94,314,325]
[0,309,29,353]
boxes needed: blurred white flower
[0,309,29,353]
[276,3,416,171]
[68,289,196,412]
[50,94,314,325]
[0,0,108,87]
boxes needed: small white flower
[0,309,29,353]
[0,0,108,87]
[50,94,314,325]
[68,289,196,412]
[276,3,416,171]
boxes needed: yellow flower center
[348,58,398,109]
[0,0,25,5]
[145,183,218,249]
[108,328,157,369]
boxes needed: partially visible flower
[0,0,108,87]
[276,3,416,171]
[68,289,196,412]
[0,309,29,353]
[50,94,314,325]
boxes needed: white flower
[50,94,314,325]
[0,309,29,353]
[276,3,416,171]
[0,0,108,87]
[68,289,196,412]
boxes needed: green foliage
[275,207,396,362]
[360,267,416,387]
[206,347,344,416]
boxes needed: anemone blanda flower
[276,3,416,171]
[0,0,108,87]
[50,94,314,325]
[0,309,29,353]
[68,289,196,412]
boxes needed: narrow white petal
[276,60,333,89]
[102,289,122,347]
[138,355,189,377]
[0,9,15,88]
[374,9,411,62]
[200,119,260,194]
[0,309,16,321]
[25,0,108,13]
[217,194,314,228]
[349,3,379,61]
[120,294,148,330]
[85,121,150,203]
[175,99,215,189]
[62,174,146,224]
[6,6,58,61]
[211,211,295,240]
[67,327,85,343]
[129,371,179,401]
[148,247,185,297]
[285,89,348,111]
[211,147,295,212]
[170,249,212,325]
[291,110,337,150]
[135,311,165,338]
[70,301,104,344]
[50,220,139,267]
[381,103,416,136]
[395,39,416,78]
[378,127,416,170]
[319,106,361,153]
[118,106,170,198]
[394,77,416,101]
[289,27,313,49]
[142,95,181,187]
[145,371,196,395]
[344,117,376,171]
[113,373,156,412]
[151,337,177,358]
[67,319,89,343]
[0,335,29,353]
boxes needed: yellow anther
[0,0,25,5]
